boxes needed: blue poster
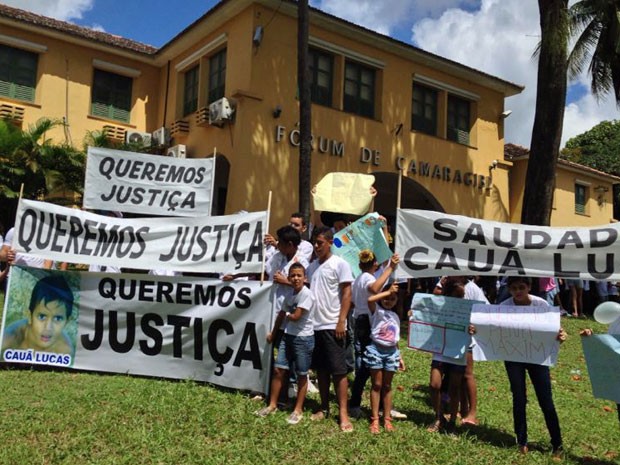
[582,334,620,404]
[331,213,391,277]
[408,293,478,359]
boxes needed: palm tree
[0,117,85,201]
[569,0,620,104]
[522,1,569,226]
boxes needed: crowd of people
[246,212,620,458]
[1,211,618,456]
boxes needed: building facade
[0,0,616,228]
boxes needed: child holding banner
[498,276,566,456]
[427,278,470,433]
[365,282,405,433]
[257,263,315,424]
[349,250,399,419]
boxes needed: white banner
[396,209,620,279]
[470,303,561,366]
[84,147,215,217]
[13,199,266,274]
[1,266,273,393]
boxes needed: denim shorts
[363,343,400,372]
[275,334,315,376]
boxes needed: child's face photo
[288,268,305,292]
[25,299,69,351]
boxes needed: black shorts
[312,329,351,376]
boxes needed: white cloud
[0,0,94,21]
[412,0,542,147]
[412,0,620,147]
[310,0,414,35]
[316,0,618,147]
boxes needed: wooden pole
[261,190,273,285]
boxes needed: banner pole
[261,190,272,284]
[211,147,217,215]
[394,168,403,257]
[396,168,403,210]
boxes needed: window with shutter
[91,69,132,123]
[0,44,38,102]
[447,95,471,145]
[183,65,199,116]
[343,60,375,118]
[208,49,226,104]
[412,84,438,136]
[575,184,588,214]
[309,48,333,107]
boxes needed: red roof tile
[0,3,157,55]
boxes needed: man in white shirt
[306,227,354,432]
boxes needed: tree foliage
[0,118,85,201]
[561,119,620,174]
[569,0,620,104]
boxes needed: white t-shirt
[370,305,400,347]
[307,254,353,330]
[351,272,375,318]
[283,286,315,337]
[465,280,489,303]
[298,240,313,262]
[265,251,309,315]
[500,294,549,307]
[3,228,46,269]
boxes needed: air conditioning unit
[152,127,171,147]
[208,97,234,126]
[125,130,152,147]
[167,144,187,159]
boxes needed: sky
[3,0,618,148]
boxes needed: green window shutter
[0,45,37,102]
[447,95,471,145]
[575,185,587,214]
[208,49,226,104]
[412,84,437,136]
[91,69,132,123]
[183,65,199,115]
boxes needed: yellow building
[506,144,618,226]
[0,0,616,228]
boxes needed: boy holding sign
[497,276,566,456]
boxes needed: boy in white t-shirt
[256,263,315,425]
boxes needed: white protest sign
[470,303,561,366]
[312,172,375,215]
[84,147,215,217]
[0,266,273,393]
[13,199,266,274]
[396,208,620,279]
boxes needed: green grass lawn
[0,290,618,465]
